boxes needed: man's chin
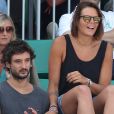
[19,74,29,79]
[17,76,28,80]
[20,73,28,77]
[20,72,29,77]
[11,70,30,80]
[13,74,29,80]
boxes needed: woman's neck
[76,34,93,47]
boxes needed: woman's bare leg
[61,85,95,114]
[93,85,114,114]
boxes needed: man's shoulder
[0,81,7,95]
[0,81,7,89]
[34,87,48,96]
[34,87,49,102]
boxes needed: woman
[46,2,113,114]
[0,13,16,81]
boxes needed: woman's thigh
[61,88,78,114]
[61,85,92,114]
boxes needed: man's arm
[47,0,65,6]
[103,28,114,45]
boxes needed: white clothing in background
[57,10,114,36]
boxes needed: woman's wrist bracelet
[49,105,58,113]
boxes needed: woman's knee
[73,85,92,98]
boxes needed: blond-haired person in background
[0,13,16,81]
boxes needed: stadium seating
[26,40,53,90]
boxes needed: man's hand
[24,107,38,114]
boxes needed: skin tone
[103,28,114,45]
[6,52,37,114]
[78,8,99,39]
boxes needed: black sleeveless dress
[59,34,107,96]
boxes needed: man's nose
[22,62,26,68]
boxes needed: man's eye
[15,60,21,63]
[26,59,30,62]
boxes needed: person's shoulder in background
[101,10,114,32]
[57,12,74,36]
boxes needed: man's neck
[7,78,33,94]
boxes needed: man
[57,0,114,44]
[0,40,49,114]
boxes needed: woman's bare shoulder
[52,35,66,48]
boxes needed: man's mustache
[19,69,29,72]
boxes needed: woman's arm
[103,29,114,45]
[47,37,65,113]
[89,43,113,95]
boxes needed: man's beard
[10,68,30,80]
